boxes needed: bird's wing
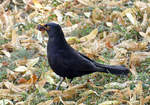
[78,52,105,68]
[78,52,95,62]
[67,50,105,72]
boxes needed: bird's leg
[70,78,73,83]
[66,78,73,88]
[56,77,64,90]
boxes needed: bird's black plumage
[37,22,129,89]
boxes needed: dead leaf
[1,50,11,57]
[11,29,19,47]
[54,9,63,23]
[0,99,13,105]
[7,69,17,81]
[4,81,25,93]
[26,74,38,84]
[37,100,53,105]
[14,66,28,73]
[80,28,98,42]
[15,58,27,66]
[26,57,39,67]
[66,37,80,44]
[130,52,150,66]
[15,101,26,105]
[32,0,42,8]
[35,79,47,93]
[77,0,94,7]
[63,24,79,34]
[98,100,120,105]
[116,39,147,51]
[92,8,104,23]
[80,90,99,97]
[2,61,9,66]
[17,78,28,84]
[122,8,139,26]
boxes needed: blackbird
[37,22,129,90]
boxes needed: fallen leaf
[32,0,42,8]
[63,24,79,34]
[15,101,26,105]
[4,81,25,93]
[92,8,104,23]
[17,78,28,84]
[98,100,120,105]
[122,8,139,26]
[54,9,63,23]
[14,66,28,73]
[0,99,13,105]
[1,50,11,57]
[37,100,53,105]
[77,0,94,7]
[27,74,38,84]
[26,57,39,67]
[80,90,99,97]
[2,61,9,66]
[80,28,98,42]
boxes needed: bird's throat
[48,36,69,50]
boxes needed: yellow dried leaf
[84,12,91,18]
[7,69,17,81]
[35,80,47,93]
[0,89,23,100]
[134,81,143,96]
[130,52,150,66]
[1,50,11,57]
[117,39,147,51]
[98,100,120,105]
[92,8,104,23]
[26,57,39,67]
[65,12,79,19]
[64,83,87,92]
[144,96,150,104]
[104,82,129,89]
[122,8,138,26]
[15,101,25,105]
[62,24,79,34]
[77,96,88,105]
[77,0,94,7]
[4,81,25,93]
[80,90,99,96]
[32,0,42,8]
[48,90,62,96]
[66,37,80,44]
[0,99,13,105]
[141,13,147,27]
[80,28,98,42]
[54,10,63,23]
[106,22,113,27]
[11,29,18,47]
[59,96,76,105]
[134,1,149,12]
[14,66,28,72]
[126,12,138,25]
[16,58,27,66]
[37,100,53,105]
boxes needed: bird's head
[37,22,62,37]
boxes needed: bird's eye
[45,25,50,30]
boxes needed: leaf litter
[0,0,150,105]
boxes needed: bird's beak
[37,24,46,31]
[37,24,50,31]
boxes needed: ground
[0,0,150,105]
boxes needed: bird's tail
[94,62,129,75]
